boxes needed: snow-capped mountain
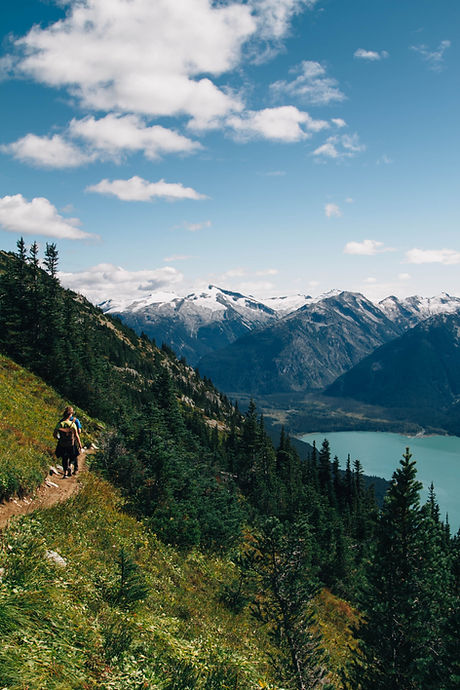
[378,293,460,328]
[99,286,460,383]
[100,285,285,365]
[198,291,403,395]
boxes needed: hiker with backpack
[53,406,82,478]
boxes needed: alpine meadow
[1,1,459,688]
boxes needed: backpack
[57,425,76,448]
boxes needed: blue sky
[0,0,458,303]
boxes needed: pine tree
[351,449,453,689]
[247,517,332,690]
[318,439,332,502]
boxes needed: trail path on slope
[0,450,90,531]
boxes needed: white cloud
[221,267,246,279]
[354,48,389,61]
[0,194,95,240]
[86,176,207,202]
[345,197,354,203]
[377,154,393,165]
[13,0,256,123]
[364,276,377,283]
[325,203,342,218]
[180,220,212,232]
[250,0,318,40]
[331,118,347,128]
[344,239,393,255]
[399,273,411,280]
[406,248,460,265]
[270,60,345,105]
[59,262,183,303]
[1,133,93,168]
[313,133,365,159]
[410,40,451,71]
[10,0,316,127]
[227,106,328,142]
[163,254,193,262]
[256,268,279,276]
[69,114,201,160]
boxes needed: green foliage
[0,475,275,688]
[242,518,333,690]
[349,449,455,689]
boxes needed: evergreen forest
[0,241,459,689]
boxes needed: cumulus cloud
[344,239,394,255]
[410,40,451,71]
[69,114,201,160]
[3,115,201,169]
[0,194,95,240]
[86,176,207,202]
[59,263,184,303]
[10,0,317,126]
[406,248,460,265]
[331,118,347,128]
[270,60,345,105]
[313,133,365,159]
[1,133,94,168]
[354,48,389,61]
[227,106,328,141]
[325,203,342,218]
[12,0,255,122]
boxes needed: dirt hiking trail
[0,449,90,530]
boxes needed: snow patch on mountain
[379,292,460,326]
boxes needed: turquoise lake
[300,431,460,532]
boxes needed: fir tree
[351,449,453,689]
[247,517,332,690]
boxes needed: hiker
[53,406,82,478]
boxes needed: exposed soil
[0,449,90,531]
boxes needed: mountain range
[101,287,460,402]
[100,285,309,365]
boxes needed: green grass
[0,473,277,689]
[0,354,101,500]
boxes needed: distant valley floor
[229,391,451,438]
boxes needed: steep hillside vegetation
[0,354,100,500]
[326,312,460,434]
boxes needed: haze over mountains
[101,287,460,402]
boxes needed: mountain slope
[198,291,402,396]
[101,285,282,365]
[378,292,460,329]
[325,312,460,432]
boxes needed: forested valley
[0,241,458,689]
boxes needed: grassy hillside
[0,356,360,689]
[0,354,101,500]
[0,473,277,689]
